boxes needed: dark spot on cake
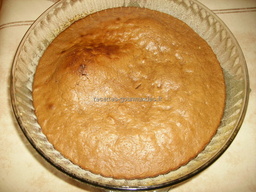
[95,43,120,56]
[47,103,55,110]
[78,64,87,76]
[135,83,141,89]
[85,43,120,58]
[116,17,121,21]
[80,34,87,38]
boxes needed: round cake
[32,7,225,179]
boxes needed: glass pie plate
[10,0,249,191]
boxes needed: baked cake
[32,7,225,179]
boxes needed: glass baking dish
[10,0,249,191]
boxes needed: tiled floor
[0,0,255,191]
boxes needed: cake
[32,7,226,179]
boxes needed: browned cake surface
[32,7,225,179]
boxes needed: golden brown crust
[32,7,225,179]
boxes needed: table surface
[0,0,256,191]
